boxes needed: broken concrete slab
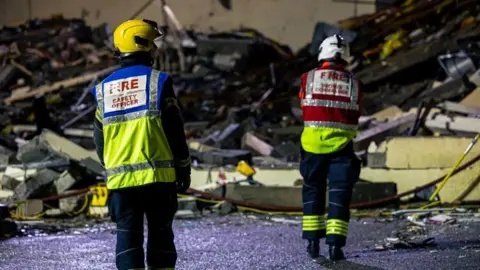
[175,210,201,219]
[1,159,70,170]
[221,181,397,209]
[360,159,480,202]
[225,185,302,208]
[353,182,398,208]
[354,113,416,151]
[212,201,236,215]
[12,169,60,202]
[15,199,43,217]
[242,132,274,156]
[367,137,480,169]
[59,194,85,213]
[177,197,199,212]
[16,136,52,163]
[188,141,217,153]
[39,130,101,162]
[54,171,79,194]
[3,166,37,181]
[425,112,480,135]
[0,174,21,191]
[17,130,103,175]
[437,101,480,116]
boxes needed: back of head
[113,19,163,66]
[317,34,350,65]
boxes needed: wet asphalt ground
[0,215,480,270]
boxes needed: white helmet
[317,34,350,62]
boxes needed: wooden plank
[4,65,120,104]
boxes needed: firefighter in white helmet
[298,34,362,261]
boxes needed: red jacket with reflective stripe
[299,62,362,130]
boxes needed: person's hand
[176,174,191,193]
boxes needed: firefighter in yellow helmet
[90,19,191,270]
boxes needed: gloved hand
[176,174,191,193]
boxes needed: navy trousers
[108,182,178,270]
[300,142,361,247]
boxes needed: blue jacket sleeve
[160,76,191,177]
[91,86,104,166]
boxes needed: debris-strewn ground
[1,215,479,270]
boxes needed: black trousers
[300,142,361,247]
[108,182,178,270]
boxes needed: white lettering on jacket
[103,75,147,113]
[312,70,351,98]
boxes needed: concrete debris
[14,199,43,217]
[59,194,85,213]
[177,197,199,212]
[367,137,480,169]
[175,210,201,219]
[376,221,436,251]
[212,201,236,215]
[269,217,301,225]
[11,169,60,202]
[54,171,79,194]
[425,112,480,135]
[429,214,456,225]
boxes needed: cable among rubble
[5,152,479,220]
[10,192,90,220]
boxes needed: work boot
[307,240,320,259]
[328,245,345,261]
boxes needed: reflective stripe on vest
[304,121,357,130]
[95,69,176,188]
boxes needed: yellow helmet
[113,19,162,55]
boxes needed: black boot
[328,245,345,261]
[307,240,320,259]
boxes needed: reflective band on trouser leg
[326,219,348,237]
[302,215,326,232]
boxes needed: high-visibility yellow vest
[94,65,176,189]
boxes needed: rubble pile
[0,0,480,231]
[339,0,480,114]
